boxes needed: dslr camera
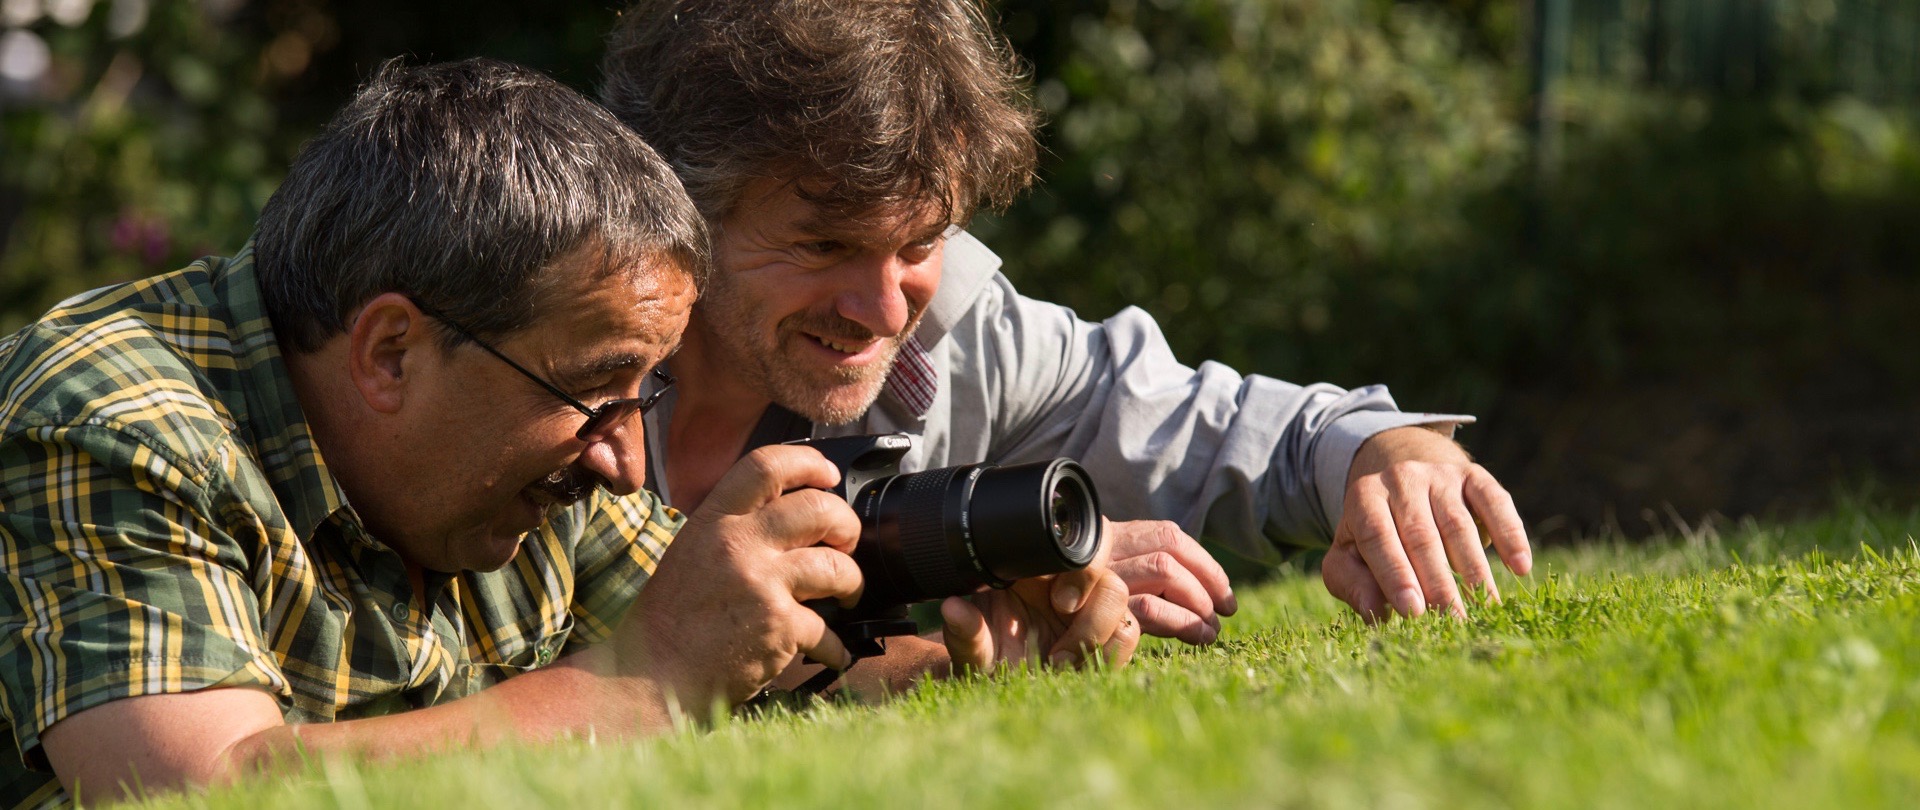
[788,433,1105,661]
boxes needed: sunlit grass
[132,505,1920,809]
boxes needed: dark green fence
[1535,0,1920,99]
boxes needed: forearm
[232,649,676,773]
[963,293,1470,555]
[848,634,952,695]
[44,651,680,805]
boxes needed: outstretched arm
[927,253,1475,631]
[40,654,673,802]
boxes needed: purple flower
[110,209,172,265]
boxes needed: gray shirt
[645,232,1469,565]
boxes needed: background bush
[4,0,1916,542]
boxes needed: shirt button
[391,602,411,622]
[536,647,555,665]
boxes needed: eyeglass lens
[573,368,673,443]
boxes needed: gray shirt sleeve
[939,272,1471,564]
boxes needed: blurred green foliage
[1,0,290,326]
[3,0,1918,531]
[975,0,1530,410]
[972,0,1920,409]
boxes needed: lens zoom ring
[895,467,972,596]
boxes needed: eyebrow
[555,339,684,387]
[554,352,645,387]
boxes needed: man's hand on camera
[938,540,1140,674]
[618,445,864,710]
[1106,519,1237,645]
[1323,425,1531,621]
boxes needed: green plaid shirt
[0,245,681,808]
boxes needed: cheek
[456,421,574,488]
[901,262,942,309]
[720,274,824,332]
[704,271,760,319]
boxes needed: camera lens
[1059,481,1090,545]
[849,458,1103,607]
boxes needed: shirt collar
[916,229,1002,348]
[210,239,355,541]
[878,230,1002,417]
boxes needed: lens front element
[1046,473,1098,563]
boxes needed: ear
[344,292,437,415]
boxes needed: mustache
[530,464,606,508]
[781,305,925,343]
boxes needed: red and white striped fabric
[883,334,937,417]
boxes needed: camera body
[789,433,1105,660]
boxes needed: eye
[799,239,847,257]
[899,235,943,264]
[569,378,624,403]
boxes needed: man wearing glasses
[0,58,1135,806]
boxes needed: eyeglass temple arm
[410,300,599,415]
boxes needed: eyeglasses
[410,299,675,443]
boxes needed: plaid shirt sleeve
[559,488,682,655]
[0,417,291,767]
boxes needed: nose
[576,417,647,496]
[833,252,918,338]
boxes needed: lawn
[136,504,1920,809]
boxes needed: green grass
[137,506,1920,809]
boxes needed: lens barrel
[848,458,1103,608]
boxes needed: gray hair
[257,57,709,353]
[600,0,1040,225]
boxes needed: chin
[469,546,524,572]
[783,382,886,425]
[460,532,529,572]
[762,340,898,424]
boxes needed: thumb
[941,596,993,674]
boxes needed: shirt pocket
[462,614,575,691]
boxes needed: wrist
[604,617,720,725]
[1349,426,1472,485]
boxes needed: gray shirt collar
[915,230,1003,350]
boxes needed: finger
[1114,521,1239,616]
[1387,475,1462,617]
[1321,541,1391,623]
[754,487,863,553]
[1091,517,1116,568]
[790,606,853,672]
[1344,476,1426,617]
[940,596,993,674]
[1129,594,1220,645]
[1431,484,1499,604]
[699,445,843,517]
[1049,565,1102,615]
[1047,569,1130,667]
[780,546,865,606]
[1153,525,1238,616]
[1113,551,1217,625]
[1101,608,1142,668]
[1463,466,1532,576]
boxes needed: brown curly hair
[601,0,1040,226]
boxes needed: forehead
[528,252,696,366]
